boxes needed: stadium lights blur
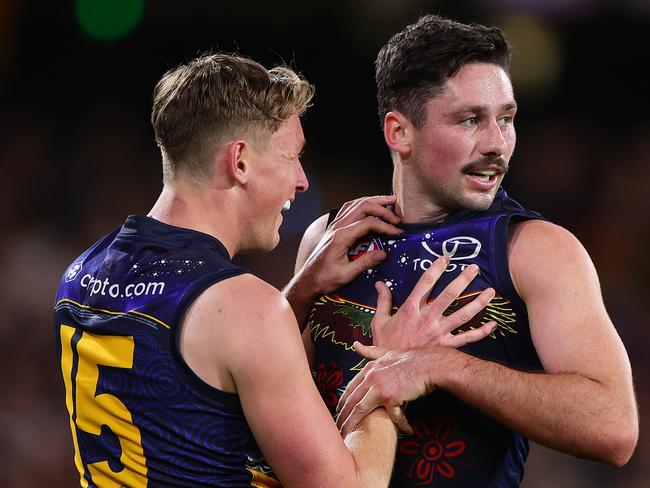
[76,0,145,41]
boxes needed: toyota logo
[421,236,481,260]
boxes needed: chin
[251,241,279,254]
[262,233,281,252]
[240,231,281,254]
[458,191,498,211]
[444,195,494,212]
[468,197,495,211]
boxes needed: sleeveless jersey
[310,189,543,487]
[54,215,280,488]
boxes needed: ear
[226,140,249,185]
[383,111,413,158]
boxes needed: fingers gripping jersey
[311,189,544,487]
[54,216,280,487]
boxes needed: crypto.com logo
[421,236,482,260]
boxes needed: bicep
[510,221,632,382]
[230,290,353,486]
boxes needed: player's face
[408,62,517,214]
[245,114,308,251]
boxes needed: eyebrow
[452,102,518,115]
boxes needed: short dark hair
[375,15,512,128]
[151,53,314,183]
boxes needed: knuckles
[399,301,417,320]
[457,309,472,323]
[378,387,395,405]
[442,287,459,301]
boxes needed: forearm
[434,348,637,466]
[343,408,397,488]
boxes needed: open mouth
[468,169,497,182]
[282,200,291,211]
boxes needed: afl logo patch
[348,236,384,261]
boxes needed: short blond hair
[151,53,314,183]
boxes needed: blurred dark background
[1,0,648,486]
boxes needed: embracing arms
[179,274,397,488]
[337,220,638,466]
[285,195,496,350]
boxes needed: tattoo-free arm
[181,274,397,487]
[490,220,637,464]
[338,221,638,466]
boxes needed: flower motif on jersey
[314,362,344,409]
[399,418,466,485]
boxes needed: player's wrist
[427,346,471,391]
[358,407,400,437]
[415,346,460,392]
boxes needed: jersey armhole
[169,269,248,403]
[492,213,544,302]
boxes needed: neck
[148,180,241,257]
[394,193,450,224]
[392,161,450,224]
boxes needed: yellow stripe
[55,298,171,329]
[323,294,377,311]
[60,325,89,487]
[247,468,281,488]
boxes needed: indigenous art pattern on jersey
[311,189,543,487]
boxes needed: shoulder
[295,213,330,271]
[182,273,299,354]
[179,273,302,391]
[508,219,589,263]
[508,219,597,299]
[195,273,297,329]
[302,213,330,245]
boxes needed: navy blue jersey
[310,189,543,487]
[54,215,280,487]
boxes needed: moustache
[462,157,509,175]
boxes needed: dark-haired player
[55,52,494,487]
[293,15,638,486]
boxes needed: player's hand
[370,255,497,349]
[336,345,448,436]
[297,195,402,295]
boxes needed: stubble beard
[432,179,500,213]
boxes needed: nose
[479,119,508,157]
[295,161,309,193]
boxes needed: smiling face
[399,62,517,219]
[242,114,308,252]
